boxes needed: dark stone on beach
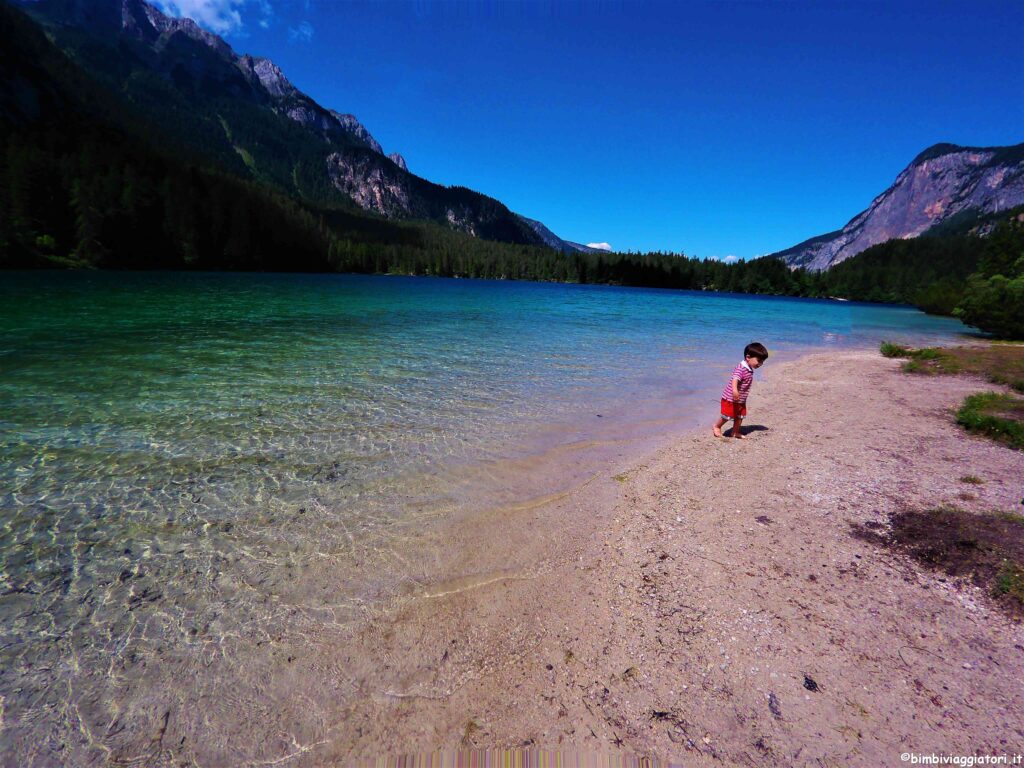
[768,692,782,719]
[803,674,820,692]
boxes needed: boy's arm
[731,377,744,437]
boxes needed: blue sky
[155,0,1023,259]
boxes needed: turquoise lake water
[0,271,970,763]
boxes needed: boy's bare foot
[712,426,723,438]
[732,433,746,439]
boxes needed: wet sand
[306,348,1024,766]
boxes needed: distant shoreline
[1,265,946,312]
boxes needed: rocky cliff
[774,143,1024,271]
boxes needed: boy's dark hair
[744,342,769,361]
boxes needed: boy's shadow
[730,424,770,437]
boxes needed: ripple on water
[0,272,970,764]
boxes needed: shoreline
[6,345,1022,766]
[308,346,1023,765]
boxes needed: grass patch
[852,506,1024,617]
[883,342,1024,391]
[885,343,1024,448]
[956,392,1024,449]
[996,562,1024,604]
[880,341,912,358]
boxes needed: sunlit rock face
[775,144,1024,271]
[326,152,412,218]
[327,111,384,155]
[136,0,234,58]
[237,55,298,99]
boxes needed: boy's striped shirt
[721,361,754,403]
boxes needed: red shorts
[720,399,747,420]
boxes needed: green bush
[914,277,964,316]
[954,217,1024,339]
[956,392,1024,449]
[955,273,1024,340]
[880,341,912,358]
[995,561,1024,604]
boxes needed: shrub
[995,561,1024,604]
[956,392,1024,449]
[880,341,912,358]
[914,277,964,316]
[955,274,1024,340]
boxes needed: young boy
[713,342,768,439]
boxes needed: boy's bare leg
[731,416,745,438]
[712,416,725,438]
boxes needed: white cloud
[587,242,613,251]
[722,254,739,264]
[255,0,273,28]
[153,0,274,35]
[153,0,244,34]
[288,20,314,42]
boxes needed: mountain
[15,0,576,248]
[774,143,1024,271]
[515,215,606,254]
[0,0,347,270]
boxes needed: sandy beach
[287,347,1024,766]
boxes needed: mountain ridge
[774,142,1024,271]
[515,215,606,254]
[17,0,591,249]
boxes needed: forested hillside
[0,1,546,270]
[16,0,547,247]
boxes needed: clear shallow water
[0,271,969,764]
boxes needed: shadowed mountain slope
[16,0,562,247]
